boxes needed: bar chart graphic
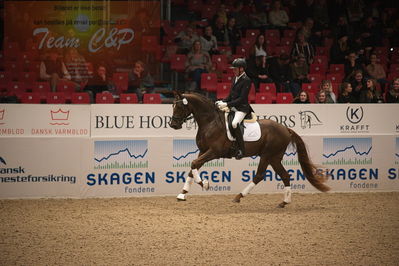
[322,138,372,165]
[94,140,148,169]
[173,139,224,167]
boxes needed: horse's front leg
[177,149,217,201]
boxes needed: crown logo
[50,109,70,125]
[50,109,70,120]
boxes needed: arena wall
[0,103,398,199]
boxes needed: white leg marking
[183,176,194,192]
[176,193,186,201]
[192,169,201,183]
[241,182,256,196]
[284,186,292,203]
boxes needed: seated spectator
[84,64,115,102]
[344,51,365,80]
[330,34,352,64]
[292,90,311,103]
[359,17,382,48]
[246,55,273,89]
[359,78,383,103]
[228,1,250,30]
[249,34,268,59]
[332,15,353,41]
[268,0,290,30]
[338,82,356,103]
[64,48,89,89]
[200,25,219,56]
[366,53,388,91]
[175,22,199,54]
[226,17,242,54]
[313,0,330,30]
[269,53,298,95]
[349,70,367,102]
[315,89,328,103]
[291,32,314,65]
[128,60,155,102]
[185,40,212,91]
[319,79,337,103]
[386,78,399,103]
[290,53,310,88]
[39,49,72,92]
[212,16,229,47]
[298,17,322,47]
[248,4,268,30]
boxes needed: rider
[216,58,254,159]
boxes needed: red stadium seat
[329,64,345,74]
[170,54,187,72]
[283,29,296,40]
[18,71,38,83]
[120,93,139,104]
[142,35,159,53]
[112,72,129,84]
[326,73,344,83]
[221,73,234,83]
[96,92,115,104]
[265,29,280,39]
[200,73,218,92]
[143,93,162,104]
[308,74,324,84]
[216,82,230,99]
[212,55,228,71]
[301,83,319,94]
[71,92,91,104]
[20,92,41,104]
[249,84,256,103]
[57,80,77,93]
[309,63,327,75]
[259,83,277,101]
[46,92,67,104]
[276,92,293,104]
[246,29,260,40]
[255,93,273,104]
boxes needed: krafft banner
[90,104,399,137]
[0,104,90,137]
[4,0,160,68]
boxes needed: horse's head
[169,91,193,130]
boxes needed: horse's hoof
[232,195,241,203]
[202,180,209,190]
[277,201,288,208]
[177,193,186,201]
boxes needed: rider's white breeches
[232,111,246,128]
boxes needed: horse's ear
[173,90,182,99]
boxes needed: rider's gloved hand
[217,101,227,109]
[215,100,222,106]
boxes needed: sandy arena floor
[0,192,398,266]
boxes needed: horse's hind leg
[233,155,269,203]
[271,160,292,208]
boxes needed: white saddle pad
[225,113,261,142]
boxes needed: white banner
[0,104,90,137]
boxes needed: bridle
[170,99,194,125]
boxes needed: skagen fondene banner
[5,0,160,69]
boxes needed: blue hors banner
[0,104,398,198]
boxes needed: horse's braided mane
[183,92,216,108]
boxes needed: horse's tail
[288,128,330,192]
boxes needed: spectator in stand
[331,15,353,41]
[359,78,383,103]
[315,89,328,103]
[319,79,337,103]
[229,1,250,30]
[185,40,212,91]
[291,32,315,65]
[346,0,365,32]
[84,64,115,102]
[200,25,219,56]
[249,34,268,59]
[330,34,352,64]
[386,78,399,103]
[246,55,273,89]
[268,0,290,30]
[269,53,297,95]
[174,22,199,54]
[292,90,311,103]
[39,49,72,92]
[248,4,268,31]
[313,0,330,29]
[290,53,310,88]
[64,48,89,90]
[226,17,242,54]
[212,16,229,47]
[344,51,365,81]
[359,16,382,48]
[366,53,388,91]
[338,82,356,103]
[349,69,367,102]
[297,17,321,47]
[128,60,155,103]
[212,4,228,25]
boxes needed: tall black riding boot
[234,126,245,160]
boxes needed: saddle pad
[225,113,261,142]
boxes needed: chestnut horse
[169,92,329,207]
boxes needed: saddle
[225,111,261,142]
